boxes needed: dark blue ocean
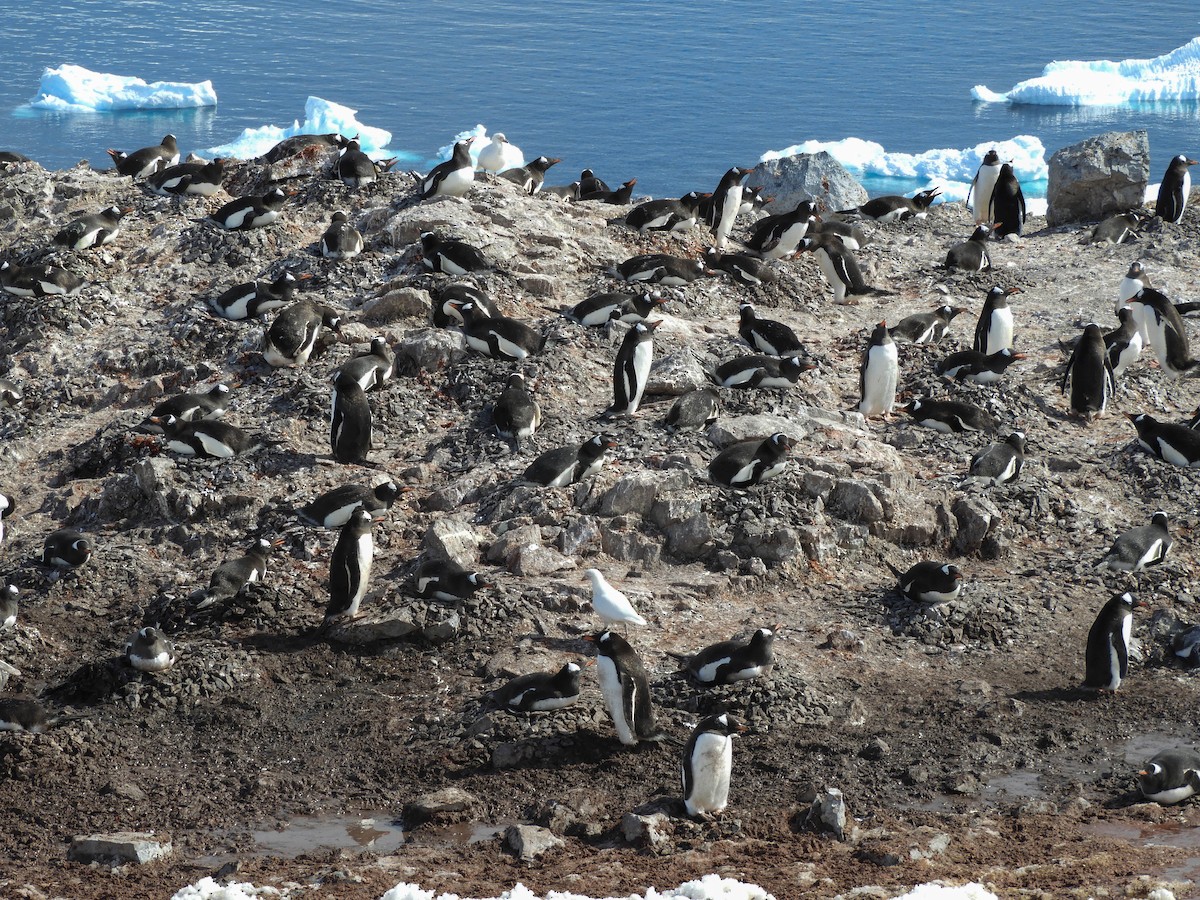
[3,1,1200,197]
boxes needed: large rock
[1045,131,1150,226]
[750,152,868,214]
[68,832,172,865]
[504,824,564,862]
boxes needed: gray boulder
[1045,131,1150,227]
[750,151,868,214]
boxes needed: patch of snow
[29,64,217,112]
[203,96,396,161]
[378,874,775,900]
[171,876,281,900]
[889,883,999,900]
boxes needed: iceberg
[29,64,217,112]
[202,97,396,160]
[972,36,1200,105]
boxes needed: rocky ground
[1,147,1200,900]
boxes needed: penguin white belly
[214,290,254,320]
[438,255,470,277]
[757,459,787,482]
[1,613,15,630]
[724,664,764,683]
[1112,333,1143,376]
[1134,539,1164,570]
[576,456,607,481]
[263,342,296,367]
[715,187,743,249]
[325,503,360,527]
[1181,170,1192,221]
[919,419,954,434]
[1125,298,1150,342]
[876,208,906,224]
[727,461,760,486]
[986,309,1014,354]
[1157,437,1193,468]
[625,341,653,412]
[696,656,733,684]
[923,585,961,605]
[190,181,221,197]
[859,343,899,416]
[992,456,1019,484]
[1105,636,1122,690]
[721,368,759,387]
[195,432,236,457]
[518,693,576,712]
[165,437,198,456]
[131,650,173,672]
[1144,783,1197,805]
[437,167,474,197]
[771,221,810,258]
[970,167,1000,223]
[685,732,733,815]
[596,656,636,745]
[545,466,576,488]
[492,334,531,360]
[222,207,252,229]
[912,325,936,344]
[640,213,673,232]
[345,535,374,615]
[38,278,68,295]
[249,210,279,228]
[815,250,845,303]
[1144,314,1172,367]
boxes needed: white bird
[476,132,523,174]
[585,568,647,629]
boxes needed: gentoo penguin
[1104,307,1143,377]
[809,219,869,251]
[705,248,777,287]
[542,181,581,200]
[887,560,963,605]
[936,347,1025,384]
[145,382,232,431]
[147,158,225,197]
[0,700,66,734]
[682,713,747,818]
[0,584,18,630]
[299,480,403,529]
[901,397,997,433]
[522,434,616,486]
[431,283,499,328]
[420,232,492,275]
[263,300,342,367]
[42,528,93,570]
[209,270,308,320]
[844,188,941,222]
[625,192,707,233]
[967,149,1002,225]
[153,414,264,458]
[320,211,364,260]
[324,508,373,626]
[559,291,668,327]
[678,627,776,685]
[498,155,561,194]
[1156,154,1196,224]
[205,538,279,603]
[1096,512,1172,576]
[0,151,31,164]
[858,321,899,417]
[477,132,521,174]
[988,164,1026,238]
[106,133,179,177]
[944,225,993,272]
[578,169,610,195]
[261,132,349,163]
[739,184,771,215]
[209,188,288,230]
[615,253,708,286]
[666,388,720,432]
[330,372,373,465]
[739,304,802,356]
[708,432,795,487]
[743,200,819,259]
[411,559,492,603]
[417,137,475,200]
[703,166,753,249]
[1082,211,1146,245]
[1129,287,1199,377]
[0,379,21,406]
[1084,591,1139,691]
[610,320,659,417]
[712,354,816,389]
[585,568,647,629]
[0,492,11,547]
[1061,324,1115,421]
[0,261,85,298]
[125,627,176,673]
[973,285,1020,354]
[797,234,872,304]
[589,630,663,746]
[1117,261,1149,312]
[578,177,637,204]
[335,337,394,392]
[491,663,582,713]
[337,139,395,187]
[1138,750,1200,804]
[55,205,129,251]
[889,305,966,344]
[451,301,544,361]
[1128,413,1200,467]
[493,372,541,450]
[961,432,1026,487]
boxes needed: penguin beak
[271,538,286,547]
[297,273,314,282]
[1011,353,1028,360]
[1006,287,1022,296]
[645,320,663,331]
[582,658,597,667]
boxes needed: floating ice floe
[203,96,397,161]
[972,36,1200,105]
[29,64,217,112]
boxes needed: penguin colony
[1,128,1199,870]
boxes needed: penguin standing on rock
[743,200,818,258]
[967,149,1002,225]
[320,211,364,260]
[55,206,130,251]
[1118,261,1149,313]
[610,320,659,417]
[1138,750,1200,804]
[589,630,664,746]
[335,337,394,392]
[1104,307,1143,378]
[330,372,373,465]
[210,188,288,230]
[263,301,342,368]
[708,433,794,487]
[493,373,541,450]
[974,286,1020,354]
[417,137,475,200]
[1084,591,1139,692]
[1156,154,1196,224]
[324,508,373,626]
[491,663,583,712]
[337,139,395,187]
[858,321,898,418]
[682,713,747,818]
[989,164,1026,237]
[944,225,992,272]
[523,435,616,486]
[703,166,752,249]
[797,235,873,304]
[1128,413,1200,467]
[1061,324,1115,422]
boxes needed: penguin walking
[889,305,966,344]
[1061,324,1115,422]
[960,432,1026,487]
[153,415,265,458]
[704,248,777,288]
[1084,591,1139,692]
[967,149,1002,225]
[1156,154,1196,224]
[1128,413,1200,467]
[703,166,752,249]
[125,627,177,673]
[148,158,225,197]
[42,528,93,571]
[1138,750,1200,804]
[144,382,232,432]
[55,205,130,251]
[498,155,561,195]
[522,435,616,486]
[209,271,309,321]
[335,337,394,392]
[320,211,364,260]
[0,261,85,298]
[797,234,873,304]
[209,188,288,230]
[1129,288,1199,377]
[677,627,776,685]
[324,508,373,626]
[625,192,707,233]
[205,538,279,604]
[887,560,963,605]
[106,133,179,177]
[411,559,492,603]
[708,432,795,487]
[665,388,720,432]
[973,285,1020,354]
[493,373,541,450]
[988,164,1026,238]
[739,304,802,356]
[420,232,492,275]
[901,397,997,433]
[1095,512,1172,578]
[858,321,898,417]
[936,347,1025,384]
[585,568,647,630]
[712,354,816,390]
[299,480,403,528]
[610,320,659,417]
[589,630,664,746]
[417,137,475,200]
[682,713,747,818]
[330,372,373,465]
[743,200,818,259]
[263,301,342,368]
[491,663,583,712]
[944,225,993,272]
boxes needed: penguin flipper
[885,560,904,580]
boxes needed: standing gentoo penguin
[889,305,966,344]
[797,234,872,304]
[209,187,288,230]
[411,559,492,603]
[125,627,177,673]
[625,191,707,233]
[1156,154,1197,224]
[477,132,522,174]
[522,434,616,486]
[1128,413,1200,467]
[417,137,475,200]
[330,372,373,465]
[1061,324,1115,421]
[493,373,541,450]
[0,261,85,298]
[209,270,308,320]
[843,188,941,222]
[677,627,776,685]
[498,156,561,195]
[491,662,582,713]
[703,166,753,249]
[263,301,342,367]
[712,354,815,390]
[901,397,997,433]
[42,528,93,570]
[739,304,802,356]
[682,713,747,818]
[153,414,265,458]
[1118,260,1149,311]
[666,388,720,432]
[1105,307,1143,377]
[589,630,664,746]
[960,432,1026,487]
[55,206,129,251]
[585,568,647,629]
[320,211,364,259]
[973,285,1020,355]
[887,560,963,605]
[335,337,395,392]
[988,163,1026,237]
[1129,287,1199,377]
[936,347,1025,384]
[967,149,1002,225]
[148,158,225,196]
[205,538,279,603]
[858,321,899,418]
[420,232,492,275]
[299,480,403,528]
[106,133,179,177]
[743,200,818,259]
[1084,591,1139,691]
[0,584,17,630]
[1096,512,1172,576]
[708,432,795,487]
[1138,750,1200,804]
[324,508,374,626]
[451,301,544,361]
[145,382,232,430]
[610,320,659,416]
[944,225,993,272]
[704,248,777,288]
